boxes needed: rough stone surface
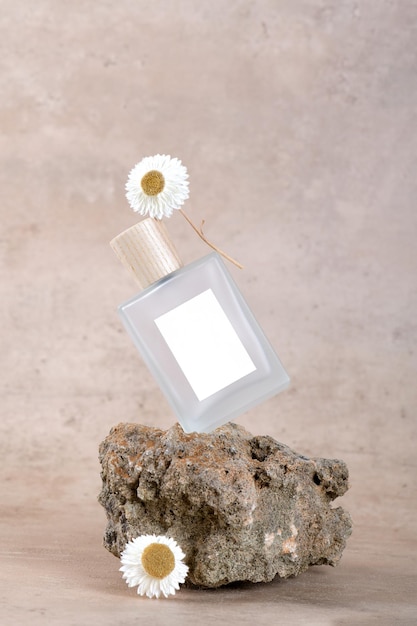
[98,422,352,588]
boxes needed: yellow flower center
[141,170,165,196]
[141,543,175,579]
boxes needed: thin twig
[179,209,243,269]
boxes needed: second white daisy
[125,154,189,219]
[120,534,189,599]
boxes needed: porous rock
[98,422,352,587]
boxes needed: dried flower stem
[179,209,243,269]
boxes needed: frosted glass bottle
[111,218,289,434]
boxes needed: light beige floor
[1,1,416,624]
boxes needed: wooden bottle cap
[110,218,183,289]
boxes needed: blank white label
[154,289,256,401]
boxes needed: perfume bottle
[111,218,289,433]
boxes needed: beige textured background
[1,1,416,624]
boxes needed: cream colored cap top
[110,218,183,289]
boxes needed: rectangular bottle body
[118,253,289,433]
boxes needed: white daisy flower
[125,154,189,219]
[120,534,189,599]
